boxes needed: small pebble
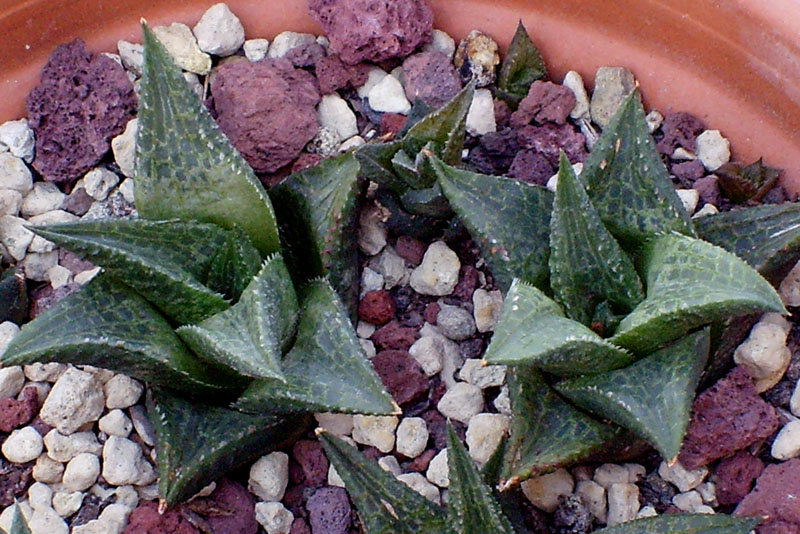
[52,491,84,518]
[658,460,708,492]
[408,336,445,377]
[101,436,156,486]
[244,39,270,62]
[352,415,398,453]
[111,119,138,178]
[397,472,440,503]
[396,417,429,458]
[378,455,402,475]
[466,89,496,136]
[436,305,476,341]
[422,29,456,59]
[192,2,246,56]
[733,314,792,393]
[63,453,101,492]
[0,365,25,399]
[437,382,483,423]
[426,448,449,488]
[562,71,591,120]
[104,374,143,410]
[521,468,574,513]
[255,501,293,534]
[576,479,607,523]
[82,168,119,201]
[465,413,508,466]
[645,110,664,133]
[98,409,133,437]
[472,289,503,333]
[771,419,800,460]
[267,31,316,59]
[410,241,461,296]
[672,490,704,512]
[594,463,630,489]
[0,153,33,193]
[454,30,500,87]
[368,75,411,115]
[590,66,636,128]
[0,119,35,162]
[152,23,212,74]
[44,430,102,462]
[33,454,65,483]
[675,188,699,214]
[695,130,731,171]
[249,451,289,502]
[356,67,389,99]
[606,483,640,526]
[39,367,106,434]
[318,94,359,141]
[117,41,143,75]
[2,425,43,463]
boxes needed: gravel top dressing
[0,2,799,534]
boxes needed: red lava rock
[402,51,462,109]
[494,99,512,129]
[200,478,258,534]
[507,149,554,186]
[715,451,765,506]
[372,350,429,407]
[380,113,408,137]
[467,127,521,175]
[26,39,137,184]
[283,484,306,516]
[285,42,327,68]
[314,54,370,95]
[671,159,706,187]
[359,290,396,325]
[291,518,312,534]
[423,302,440,324]
[759,521,800,534]
[211,59,320,173]
[736,459,800,532]
[306,486,351,534]
[693,175,722,206]
[656,112,705,155]
[510,81,576,127]
[371,320,418,351]
[0,458,34,508]
[0,387,39,432]
[452,265,480,302]
[395,235,426,265]
[291,153,324,173]
[293,440,330,489]
[516,123,587,167]
[406,448,436,472]
[679,366,781,469]
[308,0,433,65]
[29,416,52,437]
[123,501,200,534]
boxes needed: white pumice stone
[395,417,429,458]
[44,430,102,463]
[249,451,290,502]
[0,119,35,162]
[2,426,44,463]
[426,448,449,488]
[771,419,800,460]
[152,23,212,75]
[28,482,53,510]
[255,501,294,534]
[410,241,461,296]
[0,153,33,194]
[24,362,68,383]
[29,506,69,534]
[72,503,130,534]
[521,468,574,513]
[102,436,156,486]
[0,365,25,399]
[111,119,138,178]
[53,491,85,518]
[33,454,65,483]
[576,479,607,523]
[104,374,143,410]
[563,71,591,120]
[0,188,23,217]
[63,453,101,492]
[21,182,64,217]
[465,88,496,136]
[98,409,133,437]
[472,289,503,333]
[458,359,506,389]
[606,483,640,525]
[368,75,411,115]
[318,94,359,141]
[117,41,144,76]
[267,31,316,58]
[397,472,441,504]
[192,2,245,56]
[733,314,792,392]
[352,415,398,453]
[594,463,631,489]
[696,130,731,171]
[466,413,509,466]
[83,167,120,201]
[114,485,140,509]
[422,29,456,59]
[0,215,35,261]
[408,336,445,377]
[40,367,105,434]
[437,382,483,424]
[658,460,708,492]
[244,39,270,62]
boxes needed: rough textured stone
[123,501,200,534]
[39,367,105,434]
[436,305,476,341]
[521,468,575,513]
[292,440,328,488]
[192,3,246,57]
[314,54,370,94]
[396,417,429,458]
[308,0,433,65]
[2,426,43,463]
[372,350,429,407]
[657,112,705,155]
[410,241,461,296]
[736,459,800,529]
[402,51,462,109]
[508,150,555,186]
[193,478,258,534]
[249,452,289,502]
[516,123,587,167]
[358,290,396,325]
[152,23,211,74]
[256,501,293,534]
[715,451,765,506]
[589,67,636,128]
[0,386,38,432]
[679,366,781,469]
[734,315,792,393]
[693,175,721,206]
[465,413,508,466]
[371,320,418,351]
[102,436,156,486]
[306,486,351,534]
[511,81,576,127]
[436,382,483,424]
[26,39,137,184]
[211,59,320,173]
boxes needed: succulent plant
[320,423,759,534]
[0,25,396,506]
[433,88,800,486]
[0,503,31,534]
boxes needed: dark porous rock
[371,320,418,351]
[765,379,795,409]
[306,486,351,534]
[715,451,765,506]
[211,59,320,173]
[402,51,462,110]
[283,485,307,517]
[460,338,485,360]
[517,123,587,167]
[380,113,408,137]
[553,495,593,534]
[656,112,705,155]
[123,501,200,534]
[637,472,677,512]
[494,98,512,129]
[758,521,800,534]
[693,175,721,206]
[508,150,554,186]
[26,39,137,184]
[395,235,426,266]
[30,283,82,319]
[736,459,800,532]
[422,409,448,450]
[69,493,104,528]
[0,386,38,432]
[372,350,429,407]
[285,42,327,68]
[467,127,521,175]
[308,0,433,65]
[510,81,576,127]
[314,54,370,94]
[198,478,258,534]
[671,159,706,187]
[0,458,33,508]
[679,366,781,469]
[62,186,95,216]
[359,290,396,325]
[451,265,479,302]
[293,440,329,489]
[291,518,312,534]
[423,302,440,325]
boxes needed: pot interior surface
[1,0,799,191]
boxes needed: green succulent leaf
[550,153,644,325]
[581,91,695,246]
[318,431,449,534]
[29,219,235,324]
[206,226,264,301]
[612,233,787,354]
[593,514,759,534]
[435,158,553,290]
[270,152,362,313]
[177,255,298,381]
[483,280,635,375]
[446,424,515,534]
[355,140,408,191]
[136,24,280,256]
[148,388,312,507]
[0,268,27,325]
[695,202,800,285]
[502,368,626,485]
[400,183,453,218]
[556,328,709,461]
[716,158,781,204]
[497,21,547,102]
[2,503,30,534]
[391,149,421,187]
[0,276,238,394]
[235,279,397,415]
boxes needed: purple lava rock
[123,501,200,534]
[285,42,327,68]
[372,349,429,407]
[395,235,426,266]
[736,459,800,534]
[314,54,370,94]
[715,451,765,506]
[0,458,33,509]
[211,59,320,173]
[26,39,137,184]
[201,478,258,534]
[402,51,462,109]
[516,123,587,167]
[451,265,479,302]
[671,160,706,187]
[293,440,330,488]
[510,81,576,127]
[508,150,554,186]
[371,320,419,351]
[693,175,722,206]
[656,112,705,155]
[291,518,312,534]
[467,127,521,175]
[308,0,433,65]
[306,487,351,534]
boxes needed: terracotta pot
[1,0,799,191]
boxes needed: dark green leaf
[483,280,635,376]
[550,153,644,324]
[318,431,449,534]
[497,21,547,99]
[29,219,232,324]
[695,202,800,286]
[593,514,759,534]
[399,184,453,218]
[355,140,408,191]
[270,153,362,313]
[235,280,397,415]
[375,187,448,242]
[502,368,625,485]
[556,329,709,461]
[435,158,553,290]
[446,424,515,534]
[612,234,787,354]
[137,24,280,256]
[582,91,695,246]
[148,388,312,507]
[716,159,782,204]
[4,503,31,534]
[177,255,297,380]
[206,226,263,301]
[0,276,238,394]
[0,268,27,324]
